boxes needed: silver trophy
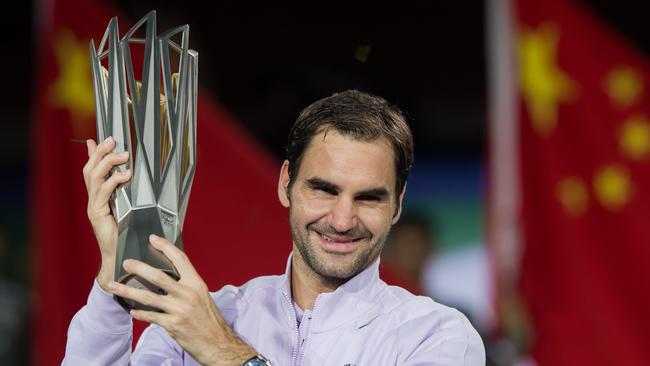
[89,11,198,311]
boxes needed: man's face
[278,129,404,281]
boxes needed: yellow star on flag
[556,176,589,217]
[593,165,632,211]
[604,66,643,108]
[49,29,95,137]
[619,114,650,160]
[519,22,578,135]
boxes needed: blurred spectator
[381,211,494,332]
[382,211,532,365]
[380,213,435,295]
[0,222,29,366]
[422,241,494,333]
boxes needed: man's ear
[392,182,407,224]
[278,160,291,208]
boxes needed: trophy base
[114,270,180,312]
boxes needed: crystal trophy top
[89,11,198,311]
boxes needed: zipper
[296,296,320,366]
[282,292,300,366]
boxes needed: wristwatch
[241,354,272,366]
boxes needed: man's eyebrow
[305,177,340,192]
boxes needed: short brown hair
[286,90,414,197]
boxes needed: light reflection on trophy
[89,11,198,311]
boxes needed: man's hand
[107,235,257,366]
[83,137,132,290]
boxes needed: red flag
[31,0,290,364]
[490,0,650,364]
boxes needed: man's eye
[317,187,337,195]
[357,195,380,202]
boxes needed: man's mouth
[315,230,365,252]
[318,232,361,243]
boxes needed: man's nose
[329,196,357,232]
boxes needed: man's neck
[290,249,343,310]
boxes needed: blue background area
[403,159,484,251]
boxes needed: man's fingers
[86,136,115,170]
[149,235,198,280]
[130,309,167,326]
[121,258,181,295]
[83,137,116,187]
[91,151,130,181]
[94,169,132,206]
[87,151,130,194]
[108,280,173,313]
[86,139,97,157]
[84,137,129,184]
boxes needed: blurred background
[4,0,650,365]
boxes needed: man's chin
[311,254,362,280]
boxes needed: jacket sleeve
[62,280,184,366]
[62,280,133,365]
[398,300,486,366]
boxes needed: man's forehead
[298,130,397,192]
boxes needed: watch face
[242,356,270,366]
[243,358,266,366]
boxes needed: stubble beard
[288,208,388,286]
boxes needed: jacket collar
[279,252,386,333]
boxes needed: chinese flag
[491,0,650,364]
[31,0,290,364]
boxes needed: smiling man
[63,90,485,365]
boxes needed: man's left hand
[107,234,256,366]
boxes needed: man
[381,212,437,295]
[64,90,485,365]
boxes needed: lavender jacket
[63,256,485,365]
